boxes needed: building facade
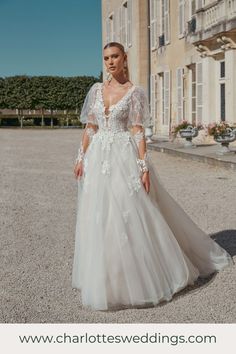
[102,0,236,139]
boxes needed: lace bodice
[80,82,152,132]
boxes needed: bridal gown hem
[72,82,234,311]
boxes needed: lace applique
[127,173,141,196]
[96,131,115,151]
[86,127,96,141]
[122,210,130,223]
[101,160,111,175]
[120,232,128,247]
[133,130,145,146]
[83,156,88,174]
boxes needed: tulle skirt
[72,130,234,311]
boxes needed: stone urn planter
[214,127,236,155]
[145,126,153,143]
[179,125,198,148]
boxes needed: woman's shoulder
[90,82,102,90]
[132,85,148,98]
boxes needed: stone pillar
[202,56,216,125]
[225,49,236,125]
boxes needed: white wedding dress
[72,82,234,311]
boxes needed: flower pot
[179,126,198,148]
[214,128,236,155]
[145,126,153,143]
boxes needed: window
[106,13,115,43]
[158,0,170,47]
[196,62,203,123]
[150,0,158,50]
[127,0,132,47]
[151,74,158,126]
[220,83,225,121]
[119,1,129,50]
[159,71,170,125]
[178,0,185,37]
[176,67,184,123]
[220,61,225,78]
[191,64,197,124]
[219,60,225,121]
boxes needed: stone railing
[188,0,236,41]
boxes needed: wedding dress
[72,82,234,311]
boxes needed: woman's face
[103,46,126,77]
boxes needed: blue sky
[0,0,102,78]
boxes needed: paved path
[0,129,235,323]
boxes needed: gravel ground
[0,128,235,323]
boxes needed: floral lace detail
[122,210,130,223]
[96,130,115,151]
[83,156,88,174]
[101,160,111,175]
[120,232,128,247]
[86,127,96,141]
[127,173,142,196]
[133,130,145,146]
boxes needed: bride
[72,41,234,311]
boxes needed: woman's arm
[131,125,150,193]
[75,122,98,164]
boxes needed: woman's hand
[74,161,83,180]
[141,171,150,194]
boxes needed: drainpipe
[146,0,153,142]
[147,0,151,104]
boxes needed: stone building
[102,0,236,139]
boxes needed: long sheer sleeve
[128,87,152,173]
[128,86,152,129]
[80,83,100,126]
[75,83,100,164]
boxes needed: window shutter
[196,61,203,123]
[106,18,110,44]
[164,70,170,125]
[113,11,116,41]
[156,0,161,37]
[151,74,158,126]
[164,0,170,44]
[127,0,132,47]
[178,0,185,36]
[150,0,157,50]
[151,74,155,121]
[176,67,184,123]
[196,0,203,10]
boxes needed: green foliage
[0,75,101,112]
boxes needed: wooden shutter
[176,67,184,123]
[164,71,170,125]
[113,11,116,41]
[150,0,157,50]
[178,0,185,36]
[164,0,170,44]
[196,62,203,123]
[127,0,132,47]
[106,18,110,44]
[151,74,158,127]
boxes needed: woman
[72,42,234,311]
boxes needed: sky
[0,0,102,78]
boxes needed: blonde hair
[103,42,130,81]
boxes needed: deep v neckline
[100,82,135,115]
